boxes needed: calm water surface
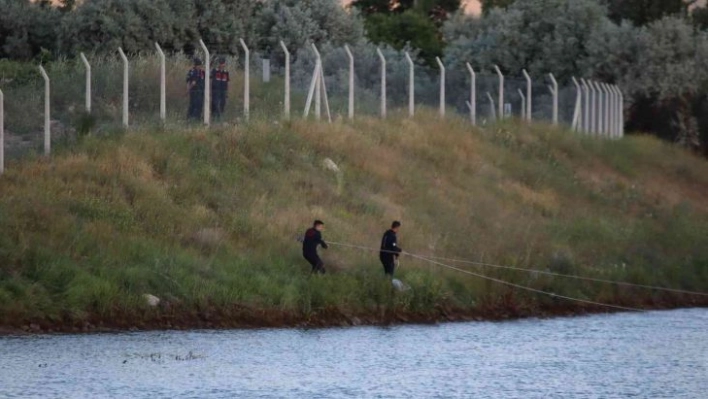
[1,309,706,398]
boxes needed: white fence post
[39,66,51,155]
[518,89,526,120]
[405,52,415,117]
[280,41,291,120]
[571,77,582,132]
[494,65,504,120]
[262,58,271,83]
[594,81,604,136]
[486,92,497,121]
[0,89,3,174]
[80,53,91,114]
[617,85,624,138]
[155,43,166,122]
[466,63,476,126]
[603,83,611,137]
[303,61,321,119]
[580,79,590,133]
[597,81,604,135]
[588,80,597,134]
[118,48,129,128]
[199,40,211,126]
[240,38,250,121]
[312,44,322,120]
[549,73,558,125]
[597,81,606,135]
[377,48,386,119]
[345,45,355,120]
[605,84,617,137]
[600,83,607,135]
[522,69,532,121]
[311,44,331,124]
[436,57,445,118]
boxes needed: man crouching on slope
[303,220,328,274]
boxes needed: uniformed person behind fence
[186,58,205,121]
[211,56,230,119]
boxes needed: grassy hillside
[1,112,708,331]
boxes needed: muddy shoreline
[3,297,707,336]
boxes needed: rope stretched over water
[326,241,708,297]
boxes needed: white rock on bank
[144,294,161,307]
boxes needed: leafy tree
[351,0,460,66]
[603,0,690,26]
[444,0,608,80]
[352,0,460,22]
[479,0,516,14]
[254,0,365,56]
[0,0,61,60]
[60,0,185,55]
[364,10,442,63]
[625,17,708,149]
[692,5,708,30]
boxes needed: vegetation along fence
[0,39,625,174]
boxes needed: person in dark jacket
[186,58,205,121]
[210,57,230,119]
[302,220,328,274]
[380,221,402,276]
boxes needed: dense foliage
[444,0,708,153]
[1,0,708,152]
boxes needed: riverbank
[1,114,707,334]
[5,299,708,335]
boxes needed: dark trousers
[212,91,226,118]
[188,90,203,120]
[381,257,395,276]
[304,254,325,274]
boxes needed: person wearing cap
[211,56,230,119]
[302,220,328,274]
[379,221,402,276]
[186,58,205,121]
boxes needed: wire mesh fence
[0,40,624,170]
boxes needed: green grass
[1,112,708,329]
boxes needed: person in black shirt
[302,220,328,274]
[380,221,402,276]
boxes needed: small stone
[144,294,160,307]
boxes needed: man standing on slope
[210,56,230,119]
[186,58,205,121]
[380,221,402,276]
[303,220,328,274]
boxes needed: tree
[351,0,460,66]
[603,0,690,26]
[625,17,708,149]
[0,0,61,60]
[479,0,516,14]
[692,6,708,30]
[352,0,460,22]
[444,0,609,80]
[254,0,365,55]
[365,10,442,63]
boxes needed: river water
[1,309,706,398]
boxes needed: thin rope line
[327,241,643,312]
[409,253,645,313]
[326,241,708,297]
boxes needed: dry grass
[0,112,707,327]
